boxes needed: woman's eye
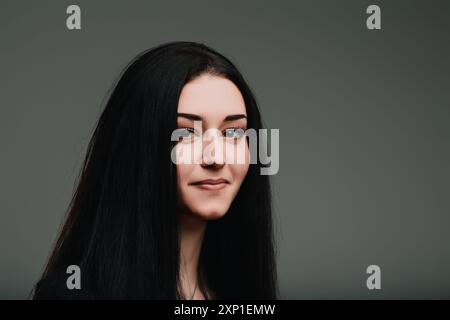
[176,128,198,142]
[223,128,245,139]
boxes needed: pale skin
[175,74,250,299]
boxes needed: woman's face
[175,74,250,220]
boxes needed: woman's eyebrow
[177,113,202,121]
[224,114,247,122]
[177,113,247,122]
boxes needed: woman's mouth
[190,178,229,191]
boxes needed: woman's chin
[192,206,229,220]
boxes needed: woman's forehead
[177,74,247,123]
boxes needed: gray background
[1,0,449,299]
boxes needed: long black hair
[32,41,277,299]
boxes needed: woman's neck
[178,212,207,299]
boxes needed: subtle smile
[190,179,229,191]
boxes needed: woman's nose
[201,132,225,168]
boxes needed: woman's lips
[192,182,228,191]
[190,178,229,191]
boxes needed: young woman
[33,41,277,300]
